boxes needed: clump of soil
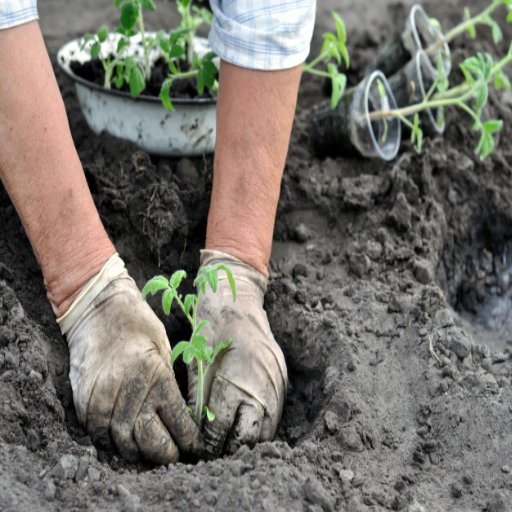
[2,0,512,510]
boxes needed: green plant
[303,12,350,109]
[81,0,218,107]
[370,45,511,160]
[142,264,236,426]
[428,0,511,55]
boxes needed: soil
[2,0,512,511]
[70,55,215,100]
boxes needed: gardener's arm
[0,19,201,463]
[188,0,316,455]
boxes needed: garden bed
[1,0,512,510]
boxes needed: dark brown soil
[70,55,215,100]
[2,0,512,510]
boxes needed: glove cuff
[56,253,133,336]
[199,249,268,296]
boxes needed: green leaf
[197,68,206,95]
[194,320,211,336]
[162,288,175,315]
[139,0,156,11]
[476,81,488,111]
[494,70,511,90]
[508,11,512,22]
[463,56,483,77]
[142,275,169,299]
[331,72,347,109]
[170,27,192,46]
[482,119,503,134]
[169,44,185,58]
[170,270,187,289]
[416,127,423,153]
[81,33,96,51]
[209,339,232,365]
[193,275,207,295]
[340,45,350,69]
[204,406,215,422]
[171,341,189,366]
[129,65,145,97]
[114,76,124,89]
[120,0,138,30]
[114,0,126,7]
[191,334,207,356]
[183,345,200,365]
[214,264,237,301]
[91,42,102,59]
[332,12,347,45]
[117,37,130,54]
[97,26,109,43]
[182,0,192,7]
[491,21,503,44]
[464,8,476,39]
[184,294,196,315]
[202,267,218,293]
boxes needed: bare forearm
[0,22,114,316]
[206,61,302,277]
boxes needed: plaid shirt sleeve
[0,0,38,29]
[209,0,316,71]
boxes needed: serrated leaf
[129,65,145,97]
[142,276,170,299]
[204,406,215,422]
[171,341,189,366]
[139,0,156,11]
[97,26,109,43]
[91,42,102,59]
[162,288,175,315]
[120,0,138,30]
[184,294,196,315]
[170,270,187,289]
[202,268,218,293]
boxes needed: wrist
[204,238,269,278]
[44,237,116,318]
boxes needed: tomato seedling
[142,264,236,426]
[369,0,512,160]
[303,12,350,109]
[80,0,218,108]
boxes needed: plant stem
[305,68,332,78]
[138,5,151,80]
[182,2,195,66]
[195,360,204,425]
[425,1,502,56]
[303,51,328,73]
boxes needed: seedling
[303,12,350,109]
[142,264,236,426]
[427,0,510,56]
[80,0,218,108]
[369,45,511,160]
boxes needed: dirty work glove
[187,250,287,456]
[57,254,200,464]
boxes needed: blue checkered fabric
[209,0,316,71]
[0,0,38,29]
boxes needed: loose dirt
[2,0,512,510]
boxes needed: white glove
[57,254,201,464]
[187,250,288,456]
